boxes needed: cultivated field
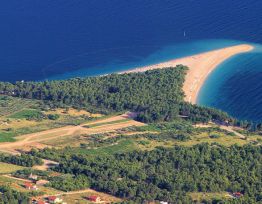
[0,96,103,143]
[0,162,25,174]
[0,112,145,154]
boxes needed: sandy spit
[121,44,254,104]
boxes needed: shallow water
[198,45,262,122]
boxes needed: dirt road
[0,113,145,154]
[195,124,246,139]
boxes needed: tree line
[29,144,262,203]
[0,153,43,167]
[0,67,234,124]
[0,186,29,204]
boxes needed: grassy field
[0,162,25,174]
[136,131,260,150]
[0,132,16,142]
[0,96,103,143]
[0,95,39,117]
[83,118,131,128]
[8,109,43,119]
[189,192,231,202]
[53,121,262,156]
[76,139,137,155]
[61,189,122,204]
[45,108,102,118]
[81,127,261,153]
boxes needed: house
[36,179,49,186]
[37,200,47,204]
[29,173,38,180]
[160,202,168,204]
[24,182,38,190]
[87,195,101,203]
[48,196,63,203]
[233,192,243,198]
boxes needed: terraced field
[0,96,104,143]
[0,113,145,154]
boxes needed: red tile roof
[24,182,33,188]
[234,192,242,196]
[89,195,99,201]
[48,196,57,201]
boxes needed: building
[48,196,63,203]
[37,200,47,204]
[29,173,38,180]
[24,182,38,190]
[87,195,101,203]
[233,192,243,198]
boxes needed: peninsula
[123,44,254,103]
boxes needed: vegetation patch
[31,144,262,203]
[189,192,230,203]
[48,174,90,192]
[83,118,131,128]
[0,67,235,124]
[0,162,25,174]
[77,139,137,155]
[0,131,16,142]
[8,109,44,120]
[209,134,221,139]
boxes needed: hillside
[0,68,261,203]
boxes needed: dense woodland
[30,144,262,203]
[0,67,233,123]
[0,153,43,167]
[0,68,261,203]
[0,186,29,204]
[47,174,90,192]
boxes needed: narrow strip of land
[122,44,254,103]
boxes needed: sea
[0,0,262,122]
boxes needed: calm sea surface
[0,0,262,121]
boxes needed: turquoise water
[47,39,244,80]
[198,44,262,122]
[47,39,262,122]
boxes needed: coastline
[121,44,254,104]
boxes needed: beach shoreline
[120,44,254,104]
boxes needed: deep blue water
[0,0,262,121]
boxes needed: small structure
[87,195,101,203]
[37,200,47,204]
[233,192,243,198]
[36,179,49,186]
[24,182,38,190]
[29,173,38,180]
[48,196,63,204]
[160,202,168,204]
